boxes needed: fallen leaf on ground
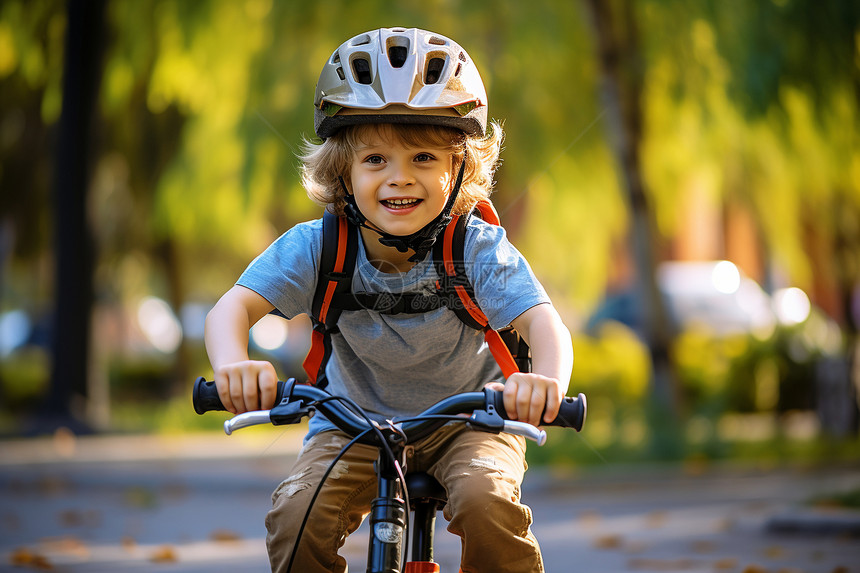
[763,545,786,559]
[40,536,90,559]
[57,509,101,528]
[36,476,71,496]
[593,534,623,549]
[628,557,698,570]
[645,510,668,527]
[714,558,739,570]
[624,541,649,553]
[125,486,159,509]
[578,509,602,527]
[9,547,53,569]
[691,540,716,553]
[150,545,178,563]
[210,529,242,542]
[741,565,770,573]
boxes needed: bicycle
[192,377,587,573]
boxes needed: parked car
[587,260,778,338]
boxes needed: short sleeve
[464,219,550,330]
[235,219,323,319]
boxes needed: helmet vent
[352,34,371,46]
[428,36,446,46]
[352,58,372,84]
[336,67,345,80]
[388,45,408,68]
[425,57,445,84]
[454,52,466,77]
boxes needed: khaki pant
[265,423,544,572]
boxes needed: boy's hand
[487,373,564,427]
[213,360,278,414]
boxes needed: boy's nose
[387,164,415,187]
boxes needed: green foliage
[810,487,860,509]
[0,0,857,445]
[110,395,230,434]
[0,347,50,408]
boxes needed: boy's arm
[502,303,574,427]
[204,285,278,414]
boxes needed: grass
[525,418,860,469]
[809,488,860,509]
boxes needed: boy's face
[349,125,454,238]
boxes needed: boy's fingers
[259,366,278,410]
[243,370,259,412]
[484,381,505,392]
[215,373,235,414]
[517,383,537,425]
[231,367,252,413]
[529,389,546,428]
[543,386,562,424]
[503,377,520,421]
[230,374,247,413]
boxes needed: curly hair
[300,121,504,217]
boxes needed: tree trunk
[583,0,680,427]
[43,0,106,433]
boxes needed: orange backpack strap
[303,201,530,385]
[432,200,531,377]
[474,199,501,225]
[303,211,358,386]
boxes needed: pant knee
[447,477,531,535]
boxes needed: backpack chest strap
[304,205,530,386]
[329,291,447,314]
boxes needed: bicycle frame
[193,377,586,572]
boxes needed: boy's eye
[414,153,435,162]
[364,155,384,165]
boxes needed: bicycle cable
[286,427,371,573]
[286,394,411,572]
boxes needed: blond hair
[300,121,504,216]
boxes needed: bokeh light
[136,296,183,354]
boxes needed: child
[204,27,573,572]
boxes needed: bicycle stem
[368,446,408,572]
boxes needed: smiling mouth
[381,198,422,210]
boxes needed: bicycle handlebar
[192,377,586,446]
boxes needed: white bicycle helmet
[314,27,488,138]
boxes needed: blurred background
[0,0,858,466]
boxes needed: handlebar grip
[192,376,289,415]
[549,393,587,431]
[193,377,227,414]
[489,390,587,431]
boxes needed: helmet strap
[339,151,467,263]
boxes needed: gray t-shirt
[237,216,550,438]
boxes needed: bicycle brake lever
[501,420,547,446]
[466,408,547,445]
[224,410,272,435]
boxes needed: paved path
[1,429,858,572]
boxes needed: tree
[43,0,106,431]
[582,0,680,435]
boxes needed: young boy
[204,27,573,572]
